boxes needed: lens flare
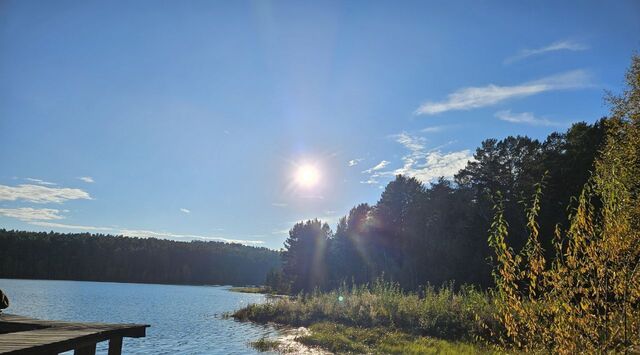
[295,164,320,187]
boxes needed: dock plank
[0,314,149,354]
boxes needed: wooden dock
[0,313,149,355]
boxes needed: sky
[1,0,639,249]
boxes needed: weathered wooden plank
[0,313,148,354]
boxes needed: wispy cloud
[348,158,363,167]
[359,178,379,185]
[0,207,65,221]
[30,221,113,231]
[420,125,450,133]
[26,221,264,245]
[78,176,95,183]
[0,203,263,246]
[271,228,290,235]
[118,229,264,245]
[271,202,287,207]
[361,133,473,185]
[495,110,558,126]
[179,208,191,213]
[393,133,472,182]
[0,184,92,203]
[505,40,589,64]
[415,70,591,115]
[25,178,57,186]
[362,160,390,173]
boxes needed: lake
[0,279,281,354]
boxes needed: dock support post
[108,337,123,355]
[74,343,96,355]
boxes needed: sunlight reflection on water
[0,279,280,354]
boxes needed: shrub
[488,55,640,353]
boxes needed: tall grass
[233,280,499,342]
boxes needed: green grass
[298,322,498,354]
[250,337,281,352]
[233,281,503,353]
[229,286,269,294]
[233,281,499,341]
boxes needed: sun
[295,164,320,188]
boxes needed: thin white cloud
[78,176,94,183]
[420,124,460,133]
[0,206,263,246]
[393,132,472,182]
[395,132,427,152]
[395,150,472,183]
[415,70,591,115]
[495,110,558,126]
[505,40,589,64]
[24,221,264,245]
[30,221,113,231]
[0,207,65,221]
[361,132,473,185]
[118,229,264,245]
[0,184,92,204]
[421,126,444,133]
[25,178,57,186]
[359,178,379,185]
[348,159,363,167]
[180,208,191,213]
[271,228,290,235]
[271,202,287,207]
[363,160,390,173]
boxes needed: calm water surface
[0,279,281,354]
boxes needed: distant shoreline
[0,276,259,289]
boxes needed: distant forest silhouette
[271,119,607,293]
[0,230,280,286]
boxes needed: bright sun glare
[295,164,320,188]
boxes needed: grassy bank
[298,322,496,354]
[233,282,500,353]
[228,286,270,294]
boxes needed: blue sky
[1,0,638,249]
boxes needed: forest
[0,229,281,286]
[238,54,639,353]
[272,118,606,293]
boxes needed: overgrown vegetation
[229,286,270,294]
[250,337,282,352]
[238,55,640,353]
[273,113,606,295]
[487,54,640,353]
[234,281,498,343]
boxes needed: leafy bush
[488,55,640,353]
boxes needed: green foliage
[298,322,496,355]
[0,229,281,286]
[275,119,606,293]
[282,219,332,293]
[488,54,640,353]
[249,337,281,352]
[228,286,269,294]
[233,280,497,342]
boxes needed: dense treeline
[275,120,607,294]
[239,55,640,353]
[0,230,281,286]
